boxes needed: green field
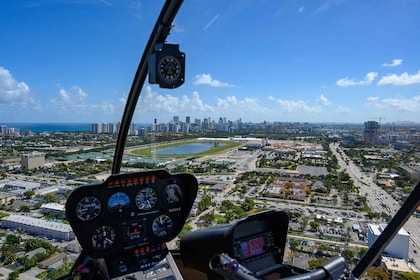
[130,140,243,158]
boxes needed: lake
[152,142,222,155]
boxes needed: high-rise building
[129,123,138,135]
[0,125,7,136]
[203,117,211,129]
[92,123,102,134]
[364,121,380,144]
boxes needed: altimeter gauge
[92,225,116,250]
[152,215,173,237]
[76,196,102,221]
[135,187,158,211]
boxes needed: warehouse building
[1,214,74,241]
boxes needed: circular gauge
[164,183,183,204]
[108,192,130,214]
[152,215,173,237]
[92,225,116,250]
[135,187,158,210]
[126,222,144,241]
[158,55,182,83]
[76,196,102,221]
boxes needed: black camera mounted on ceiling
[149,43,185,89]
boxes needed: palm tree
[408,257,416,269]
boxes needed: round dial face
[152,215,173,237]
[92,225,116,250]
[158,55,182,83]
[135,187,158,210]
[76,196,102,221]
[164,183,183,204]
[108,192,130,214]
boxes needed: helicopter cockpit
[58,1,420,279]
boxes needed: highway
[330,142,420,270]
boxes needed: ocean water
[2,123,91,132]
[2,123,151,133]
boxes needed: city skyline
[1,1,419,124]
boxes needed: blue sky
[1,0,419,124]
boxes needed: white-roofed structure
[381,256,412,280]
[1,214,74,241]
[1,180,41,195]
[40,203,66,218]
[367,223,410,260]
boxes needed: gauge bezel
[92,225,117,250]
[135,187,158,211]
[163,183,184,205]
[152,214,173,237]
[76,196,102,221]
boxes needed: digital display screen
[240,236,266,259]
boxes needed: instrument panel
[66,170,198,266]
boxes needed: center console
[180,210,292,278]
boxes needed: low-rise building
[264,177,308,201]
[1,180,41,195]
[40,203,66,218]
[1,214,74,241]
[381,256,412,280]
[21,152,45,172]
[367,223,410,260]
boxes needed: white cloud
[217,96,238,108]
[0,66,32,103]
[336,72,378,87]
[138,87,273,121]
[269,96,321,113]
[382,95,420,112]
[377,70,420,86]
[382,59,402,67]
[364,95,420,112]
[46,85,128,122]
[365,96,381,108]
[298,6,305,13]
[317,94,332,106]
[193,74,235,87]
[50,85,90,113]
[216,96,260,111]
[139,87,214,114]
[367,96,379,103]
[71,85,88,98]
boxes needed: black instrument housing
[66,170,198,262]
[180,210,289,276]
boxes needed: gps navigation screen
[240,236,266,259]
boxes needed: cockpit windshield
[0,1,419,280]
